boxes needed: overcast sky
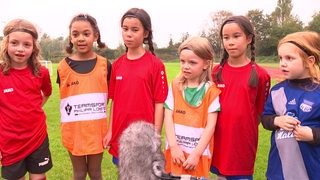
[1,0,319,48]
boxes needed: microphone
[118,120,215,180]
[160,173,210,180]
[119,120,166,180]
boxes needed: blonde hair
[0,19,41,76]
[177,36,214,89]
[278,31,320,84]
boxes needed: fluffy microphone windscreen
[118,120,166,180]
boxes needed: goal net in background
[40,60,53,76]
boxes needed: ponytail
[145,35,155,55]
[216,49,228,83]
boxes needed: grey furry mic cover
[119,120,166,180]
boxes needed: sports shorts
[1,135,53,179]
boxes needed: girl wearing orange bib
[57,14,110,180]
[164,37,221,178]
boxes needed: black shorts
[1,135,53,180]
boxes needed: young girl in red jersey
[103,8,168,166]
[57,14,111,180]
[164,36,221,178]
[210,16,270,180]
[0,19,52,180]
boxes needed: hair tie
[5,28,37,39]
[287,41,312,56]
[77,14,88,19]
[124,14,137,18]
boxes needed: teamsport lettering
[67,80,79,87]
[73,102,106,115]
[175,109,186,114]
[73,102,105,109]
[176,134,199,148]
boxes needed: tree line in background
[1,0,319,63]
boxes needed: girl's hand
[170,145,185,166]
[0,151,2,161]
[182,152,200,171]
[274,115,300,131]
[103,130,112,149]
[293,125,313,142]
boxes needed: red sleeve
[108,58,118,99]
[152,59,168,103]
[40,66,52,96]
[256,66,271,115]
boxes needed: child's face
[121,17,147,49]
[278,43,310,80]
[7,31,34,69]
[221,22,252,59]
[70,20,98,55]
[179,49,209,85]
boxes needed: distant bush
[256,56,278,63]
[155,48,179,61]
[161,56,278,63]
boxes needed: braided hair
[121,8,155,55]
[216,15,258,87]
[65,13,106,54]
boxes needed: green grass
[259,62,279,68]
[2,62,277,179]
